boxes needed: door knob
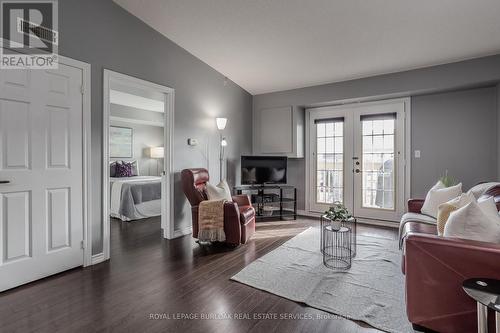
[355,169,361,173]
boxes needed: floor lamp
[216,117,227,181]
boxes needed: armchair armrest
[407,199,425,213]
[223,201,242,246]
[232,194,252,207]
[404,233,500,332]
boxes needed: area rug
[231,227,413,333]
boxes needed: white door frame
[59,56,93,267]
[102,69,175,261]
[305,97,411,222]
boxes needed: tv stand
[234,185,297,221]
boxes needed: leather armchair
[401,186,500,332]
[181,168,255,246]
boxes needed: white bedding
[110,176,161,221]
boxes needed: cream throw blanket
[198,199,226,242]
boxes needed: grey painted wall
[411,87,497,197]
[59,0,252,254]
[498,84,500,178]
[254,56,500,210]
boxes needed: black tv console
[233,185,297,221]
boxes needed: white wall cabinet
[253,106,304,158]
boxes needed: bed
[110,176,162,221]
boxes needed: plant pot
[331,219,342,231]
[323,215,342,231]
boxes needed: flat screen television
[241,156,287,185]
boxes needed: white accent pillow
[421,182,462,218]
[445,192,475,208]
[444,199,500,243]
[477,196,500,221]
[206,180,233,202]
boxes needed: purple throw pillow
[115,161,133,177]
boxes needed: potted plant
[324,202,351,231]
[440,169,457,187]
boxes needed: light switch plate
[188,138,198,146]
[414,150,421,158]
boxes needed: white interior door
[309,99,407,222]
[0,64,84,291]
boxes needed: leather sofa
[400,185,500,332]
[181,168,256,246]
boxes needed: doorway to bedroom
[103,70,174,261]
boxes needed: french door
[308,99,408,222]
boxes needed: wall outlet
[414,150,421,158]
[187,138,198,146]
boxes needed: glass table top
[463,278,500,312]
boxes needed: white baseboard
[173,226,192,238]
[90,253,107,265]
[297,210,399,229]
[297,209,322,218]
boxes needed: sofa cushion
[421,182,462,218]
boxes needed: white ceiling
[110,90,164,112]
[114,0,500,95]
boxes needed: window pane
[373,120,384,135]
[316,120,344,204]
[317,154,326,171]
[326,137,334,153]
[361,117,395,210]
[325,122,334,136]
[383,119,394,134]
[317,123,325,137]
[317,138,325,154]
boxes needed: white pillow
[446,192,475,208]
[421,182,462,218]
[444,200,500,243]
[477,197,500,221]
[206,180,233,202]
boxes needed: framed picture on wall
[110,126,133,158]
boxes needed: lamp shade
[216,117,227,130]
[150,147,164,158]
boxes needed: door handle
[0,180,10,184]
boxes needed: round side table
[322,225,352,270]
[320,216,357,258]
[462,278,500,333]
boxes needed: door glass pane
[361,117,395,210]
[316,120,343,204]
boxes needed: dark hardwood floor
[0,217,397,333]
